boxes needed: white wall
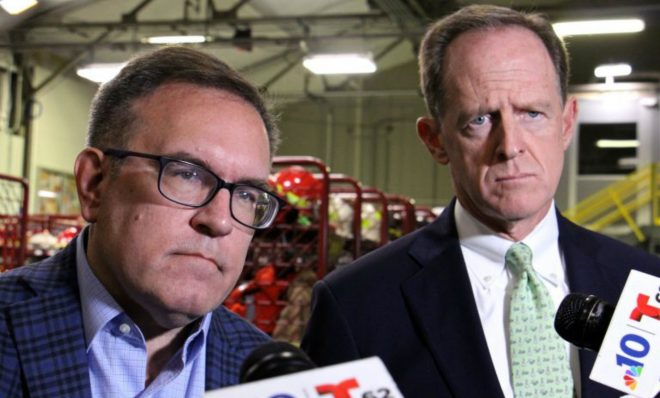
[0,54,97,214]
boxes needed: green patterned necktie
[506,242,574,397]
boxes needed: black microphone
[554,293,615,351]
[239,341,316,383]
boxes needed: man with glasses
[0,46,282,397]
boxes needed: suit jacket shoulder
[1,238,272,395]
[205,305,271,389]
[302,201,504,397]
[558,212,660,304]
[0,241,91,398]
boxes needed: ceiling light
[594,63,632,78]
[640,97,658,108]
[595,139,639,149]
[76,63,126,84]
[594,63,632,84]
[145,35,206,44]
[302,53,377,75]
[0,0,38,15]
[37,190,57,198]
[553,18,644,37]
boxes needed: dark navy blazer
[302,199,660,398]
[0,237,269,397]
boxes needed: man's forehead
[441,26,560,100]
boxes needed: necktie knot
[505,242,533,276]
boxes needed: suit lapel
[558,213,622,398]
[401,202,504,398]
[205,313,225,389]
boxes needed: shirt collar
[75,226,212,354]
[76,227,124,349]
[455,200,563,287]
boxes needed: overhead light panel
[594,63,632,78]
[76,63,126,84]
[145,35,207,44]
[553,18,644,37]
[594,63,632,84]
[0,0,38,15]
[303,53,377,75]
[596,139,639,149]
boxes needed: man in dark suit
[0,46,284,396]
[301,5,660,398]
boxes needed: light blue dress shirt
[76,229,212,397]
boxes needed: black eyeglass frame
[102,148,286,230]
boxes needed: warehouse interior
[0,0,658,339]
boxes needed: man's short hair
[87,46,280,155]
[418,4,570,122]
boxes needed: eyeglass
[103,148,284,230]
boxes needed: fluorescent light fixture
[37,190,57,199]
[76,63,126,84]
[145,35,206,44]
[594,63,632,78]
[0,0,37,14]
[617,157,638,168]
[594,63,632,84]
[303,53,377,75]
[595,139,639,149]
[553,18,644,37]
[640,97,658,107]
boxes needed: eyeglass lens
[159,160,276,228]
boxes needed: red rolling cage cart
[360,186,390,253]
[386,194,416,240]
[414,205,438,228]
[0,174,29,271]
[327,173,363,272]
[225,156,330,343]
[25,214,84,260]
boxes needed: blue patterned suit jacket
[302,199,660,398]
[0,237,270,397]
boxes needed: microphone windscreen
[240,341,316,383]
[554,293,614,351]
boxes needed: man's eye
[527,111,540,118]
[469,114,490,126]
[236,189,258,204]
[166,163,203,181]
[175,169,200,180]
[172,167,199,180]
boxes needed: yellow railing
[565,163,660,243]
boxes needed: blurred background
[1,0,658,337]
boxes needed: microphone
[554,293,614,352]
[206,342,404,397]
[239,341,315,383]
[553,270,660,398]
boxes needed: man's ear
[561,96,578,150]
[74,147,107,223]
[416,116,449,165]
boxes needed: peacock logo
[623,365,644,390]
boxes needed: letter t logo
[316,378,360,398]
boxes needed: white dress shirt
[455,201,581,398]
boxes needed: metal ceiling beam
[2,30,425,52]
[122,0,156,23]
[12,11,388,32]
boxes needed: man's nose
[495,115,525,160]
[190,188,233,237]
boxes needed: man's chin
[154,310,207,330]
